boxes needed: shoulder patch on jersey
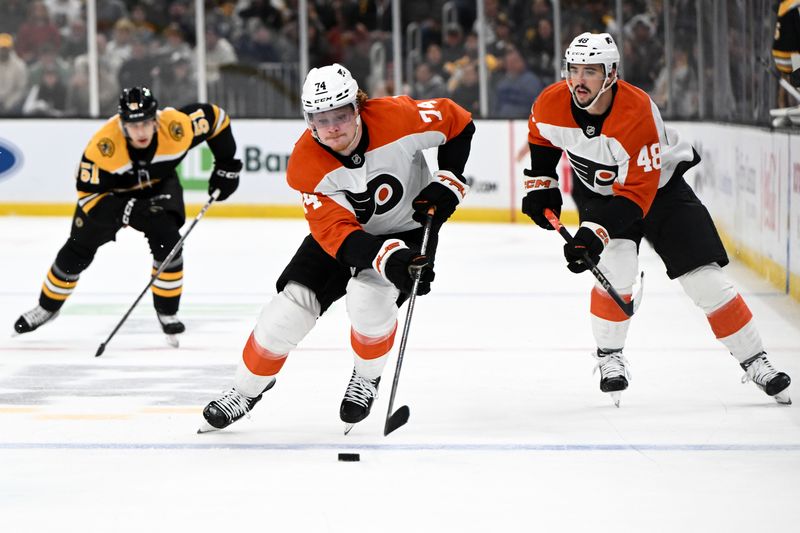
[156,109,193,156]
[168,120,185,141]
[97,137,115,157]
[84,116,130,173]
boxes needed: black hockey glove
[563,222,609,273]
[412,170,470,225]
[373,239,435,295]
[521,170,562,229]
[121,194,172,231]
[208,158,243,201]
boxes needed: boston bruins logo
[97,137,115,157]
[169,121,184,141]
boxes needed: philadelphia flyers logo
[344,174,404,224]
[566,150,618,188]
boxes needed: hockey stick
[758,57,800,105]
[384,208,435,436]
[544,208,641,317]
[94,190,220,357]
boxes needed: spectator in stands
[449,60,480,115]
[129,3,157,42]
[518,0,553,32]
[27,43,71,87]
[60,18,88,61]
[523,17,556,85]
[164,1,196,46]
[652,47,698,119]
[492,45,544,118]
[205,24,238,84]
[0,33,29,115]
[106,18,136,75]
[238,20,282,65]
[158,23,193,60]
[487,13,517,58]
[442,23,466,65]
[0,0,28,35]
[411,61,448,100]
[15,1,62,64]
[622,14,662,94]
[425,43,447,80]
[44,0,82,38]
[118,35,157,89]
[67,34,119,116]
[96,0,128,33]
[238,0,285,32]
[158,53,196,109]
[22,63,67,117]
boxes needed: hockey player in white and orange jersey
[200,63,475,433]
[521,32,791,406]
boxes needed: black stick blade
[95,343,106,358]
[383,405,410,436]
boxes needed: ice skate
[341,369,380,435]
[740,352,791,405]
[198,378,276,433]
[13,305,59,335]
[593,349,630,407]
[157,313,185,348]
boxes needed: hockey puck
[338,453,360,462]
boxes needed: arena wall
[0,119,797,300]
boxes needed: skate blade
[609,391,621,408]
[343,423,355,435]
[165,334,180,348]
[774,391,792,405]
[197,421,220,434]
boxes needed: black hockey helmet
[118,86,158,123]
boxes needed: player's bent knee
[253,282,320,354]
[678,263,736,312]
[346,270,399,336]
[596,238,638,291]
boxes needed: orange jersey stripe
[350,322,398,360]
[590,286,632,322]
[242,332,287,376]
[707,294,753,339]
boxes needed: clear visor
[563,61,609,81]
[307,105,356,129]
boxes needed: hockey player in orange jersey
[13,86,242,345]
[521,32,791,406]
[200,63,475,433]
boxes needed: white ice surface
[1,216,799,533]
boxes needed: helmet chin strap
[568,74,617,112]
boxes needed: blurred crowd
[0,0,767,121]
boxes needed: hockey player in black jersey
[13,86,242,343]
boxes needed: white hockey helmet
[563,32,620,110]
[563,32,620,78]
[301,63,359,117]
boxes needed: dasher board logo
[566,150,618,187]
[0,137,24,182]
[176,145,213,190]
